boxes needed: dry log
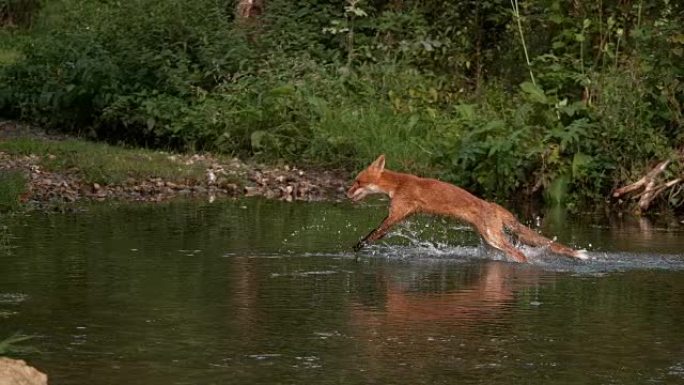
[612,159,670,199]
[612,147,684,212]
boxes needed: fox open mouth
[349,188,367,201]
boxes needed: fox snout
[347,182,384,201]
[347,183,364,201]
[346,186,356,199]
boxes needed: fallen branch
[612,147,684,212]
[635,177,682,211]
[612,159,670,199]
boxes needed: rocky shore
[0,123,350,209]
[0,152,350,206]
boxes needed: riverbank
[0,122,349,212]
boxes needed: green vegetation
[0,0,682,208]
[0,138,211,185]
[0,332,35,355]
[0,169,26,212]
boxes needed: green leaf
[520,82,548,104]
[571,152,593,178]
[269,84,295,96]
[408,114,420,129]
[455,104,476,120]
[0,333,36,355]
[250,130,266,150]
[559,101,586,117]
[483,119,505,132]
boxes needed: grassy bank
[0,131,349,209]
[0,0,682,210]
[0,135,235,211]
[0,137,209,184]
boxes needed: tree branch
[612,159,670,198]
[612,147,684,212]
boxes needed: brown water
[1,199,684,384]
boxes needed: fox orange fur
[347,155,587,263]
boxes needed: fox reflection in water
[226,254,549,379]
[349,261,545,376]
[351,262,535,325]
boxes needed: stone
[0,358,47,385]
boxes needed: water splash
[553,250,684,273]
[0,293,29,305]
[352,223,684,273]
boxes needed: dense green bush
[0,0,682,208]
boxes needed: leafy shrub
[0,0,682,209]
[1,0,253,141]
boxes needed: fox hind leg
[476,221,528,263]
[505,218,585,260]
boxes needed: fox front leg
[353,216,393,251]
[353,204,414,251]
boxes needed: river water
[1,199,684,384]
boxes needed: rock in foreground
[0,358,47,385]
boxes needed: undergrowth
[0,0,682,208]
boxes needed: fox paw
[353,242,366,252]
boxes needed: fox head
[347,154,388,201]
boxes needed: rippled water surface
[1,199,684,384]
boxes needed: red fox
[347,155,587,263]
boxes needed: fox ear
[370,154,386,171]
